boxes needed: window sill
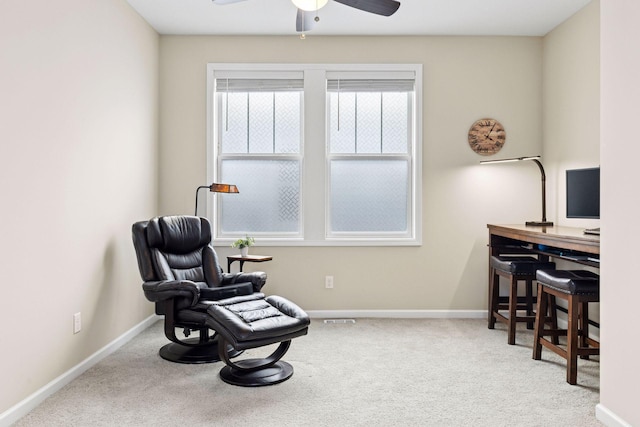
[214,237,422,247]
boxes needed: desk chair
[489,255,555,345]
[533,269,600,385]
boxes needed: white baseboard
[307,311,603,341]
[307,309,486,319]
[0,315,159,427]
[596,404,633,427]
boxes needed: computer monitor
[566,167,600,219]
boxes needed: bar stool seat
[489,256,555,345]
[532,269,600,385]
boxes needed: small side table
[227,254,273,273]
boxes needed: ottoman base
[217,338,294,387]
[220,361,294,386]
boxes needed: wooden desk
[487,224,601,326]
[227,254,273,273]
[488,224,600,265]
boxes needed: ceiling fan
[211,0,401,34]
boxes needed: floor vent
[323,319,356,324]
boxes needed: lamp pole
[194,185,210,216]
[525,158,553,226]
[480,156,553,227]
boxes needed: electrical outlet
[325,276,334,289]
[73,312,82,334]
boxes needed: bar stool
[532,270,600,385]
[489,255,555,345]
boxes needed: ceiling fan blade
[296,9,317,33]
[333,0,400,16]
[211,0,247,5]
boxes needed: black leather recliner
[132,215,266,364]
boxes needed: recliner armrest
[141,280,200,307]
[221,271,267,292]
[200,282,253,300]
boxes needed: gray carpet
[14,319,601,426]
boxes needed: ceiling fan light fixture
[292,0,329,12]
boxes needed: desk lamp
[194,183,239,216]
[480,156,553,227]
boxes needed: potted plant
[231,235,255,257]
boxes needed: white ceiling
[126,0,592,37]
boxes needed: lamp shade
[479,156,541,165]
[208,183,239,194]
[292,0,329,12]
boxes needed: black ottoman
[206,293,310,386]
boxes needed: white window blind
[215,78,304,92]
[326,79,415,92]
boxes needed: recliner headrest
[147,216,212,254]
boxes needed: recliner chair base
[159,338,242,364]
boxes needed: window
[207,64,422,246]
[327,77,414,238]
[215,75,303,236]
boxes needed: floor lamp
[194,183,239,216]
[480,156,553,227]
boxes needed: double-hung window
[208,64,422,246]
[214,72,303,237]
[327,74,415,238]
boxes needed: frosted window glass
[329,92,409,154]
[382,93,408,154]
[220,159,300,233]
[356,93,382,153]
[220,92,300,154]
[330,160,408,232]
[248,93,274,153]
[274,92,301,154]
[329,92,355,153]
[221,92,248,154]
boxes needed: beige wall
[542,1,601,324]
[0,0,158,415]
[600,2,640,426]
[159,35,544,311]
[543,0,600,229]
[544,2,640,425]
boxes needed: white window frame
[326,73,415,240]
[207,63,423,247]
[213,73,304,239]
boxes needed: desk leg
[227,259,232,273]
[488,244,492,326]
[488,236,499,326]
[239,261,245,272]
